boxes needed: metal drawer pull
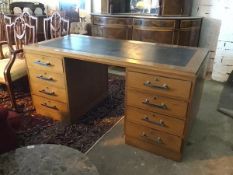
[36,75,54,81]
[142,116,165,127]
[34,60,51,66]
[141,132,163,145]
[41,103,58,110]
[142,99,167,110]
[144,81,169,90]
[39,89,56,96]
[155,137,163,144]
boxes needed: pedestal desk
[24,35,208,161]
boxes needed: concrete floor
[87,80,233,175]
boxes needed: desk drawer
[125,121,182,152]
[127,90,188,119]
[28,69,66,89]
[26,54,63,73]
[126,107,185,136]
[30,83,68,103]
[32,95,68,121]
[127,71,191,100]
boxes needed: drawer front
[93,16,132,26]
[180,19,202,28]
[126,107,185,136]
[127,71,191,100]
[32,95,68,121]
[26,53,63,73]
[30,83,68,103]
[28,69,65,89]
[125,122,182,152]
[127,90,188,119]
[133,19,176,28]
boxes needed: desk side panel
[64,58,108,122]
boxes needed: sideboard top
[91,13,203,20]
[24,35,208,77]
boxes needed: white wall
[192,0,233,82]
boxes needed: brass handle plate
[39,89,56,96]
[142,99,167,110]
[141,132,163,145]
[144,81,169,90]
[142,116,165,127]
[41,103,58,110]
[34,60,52,67]
[36,75,54,81]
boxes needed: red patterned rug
[0,74,125,153]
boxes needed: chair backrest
[0,13,12,42]
[6,17,35,51]
[43,12,70,40]
[20,12,38,42]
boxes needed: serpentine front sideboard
[24,35,208,161]
[91,14,202,47]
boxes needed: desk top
[24,35,208,77]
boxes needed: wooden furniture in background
[44,12,70,40]
[160,0,193,16]
[24,35,208,160]
[91,14,202,47]
[0,17,35,110]
[9,2,46,15]
[106,0,193,16]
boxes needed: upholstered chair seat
[0,58,27,83]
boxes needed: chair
[43,12,70,40]
[0,17,35,111]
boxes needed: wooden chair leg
[4,65,17,111]
[5,81,17,112]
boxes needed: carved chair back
[44,12,69,40]
[20,12,38,42]
[6,17,35,55]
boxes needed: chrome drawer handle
[142,116,165,127]
[34,60,52,67]
[142,99,167,110]
[144,81,169,90]
[41,103,58,110]
[39,89,56,96]
[36,75,54,81]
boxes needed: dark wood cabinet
[178,20,202,46]
[132,18,176,44]
[161,0,184,16]
[91,14,202,47]
[92,16,133,40]
[161,0,193,16]
[92,25,132,40]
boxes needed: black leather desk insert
[40,35,196,67]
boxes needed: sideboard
[91,14,202,47]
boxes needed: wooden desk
[24,35,208,161]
